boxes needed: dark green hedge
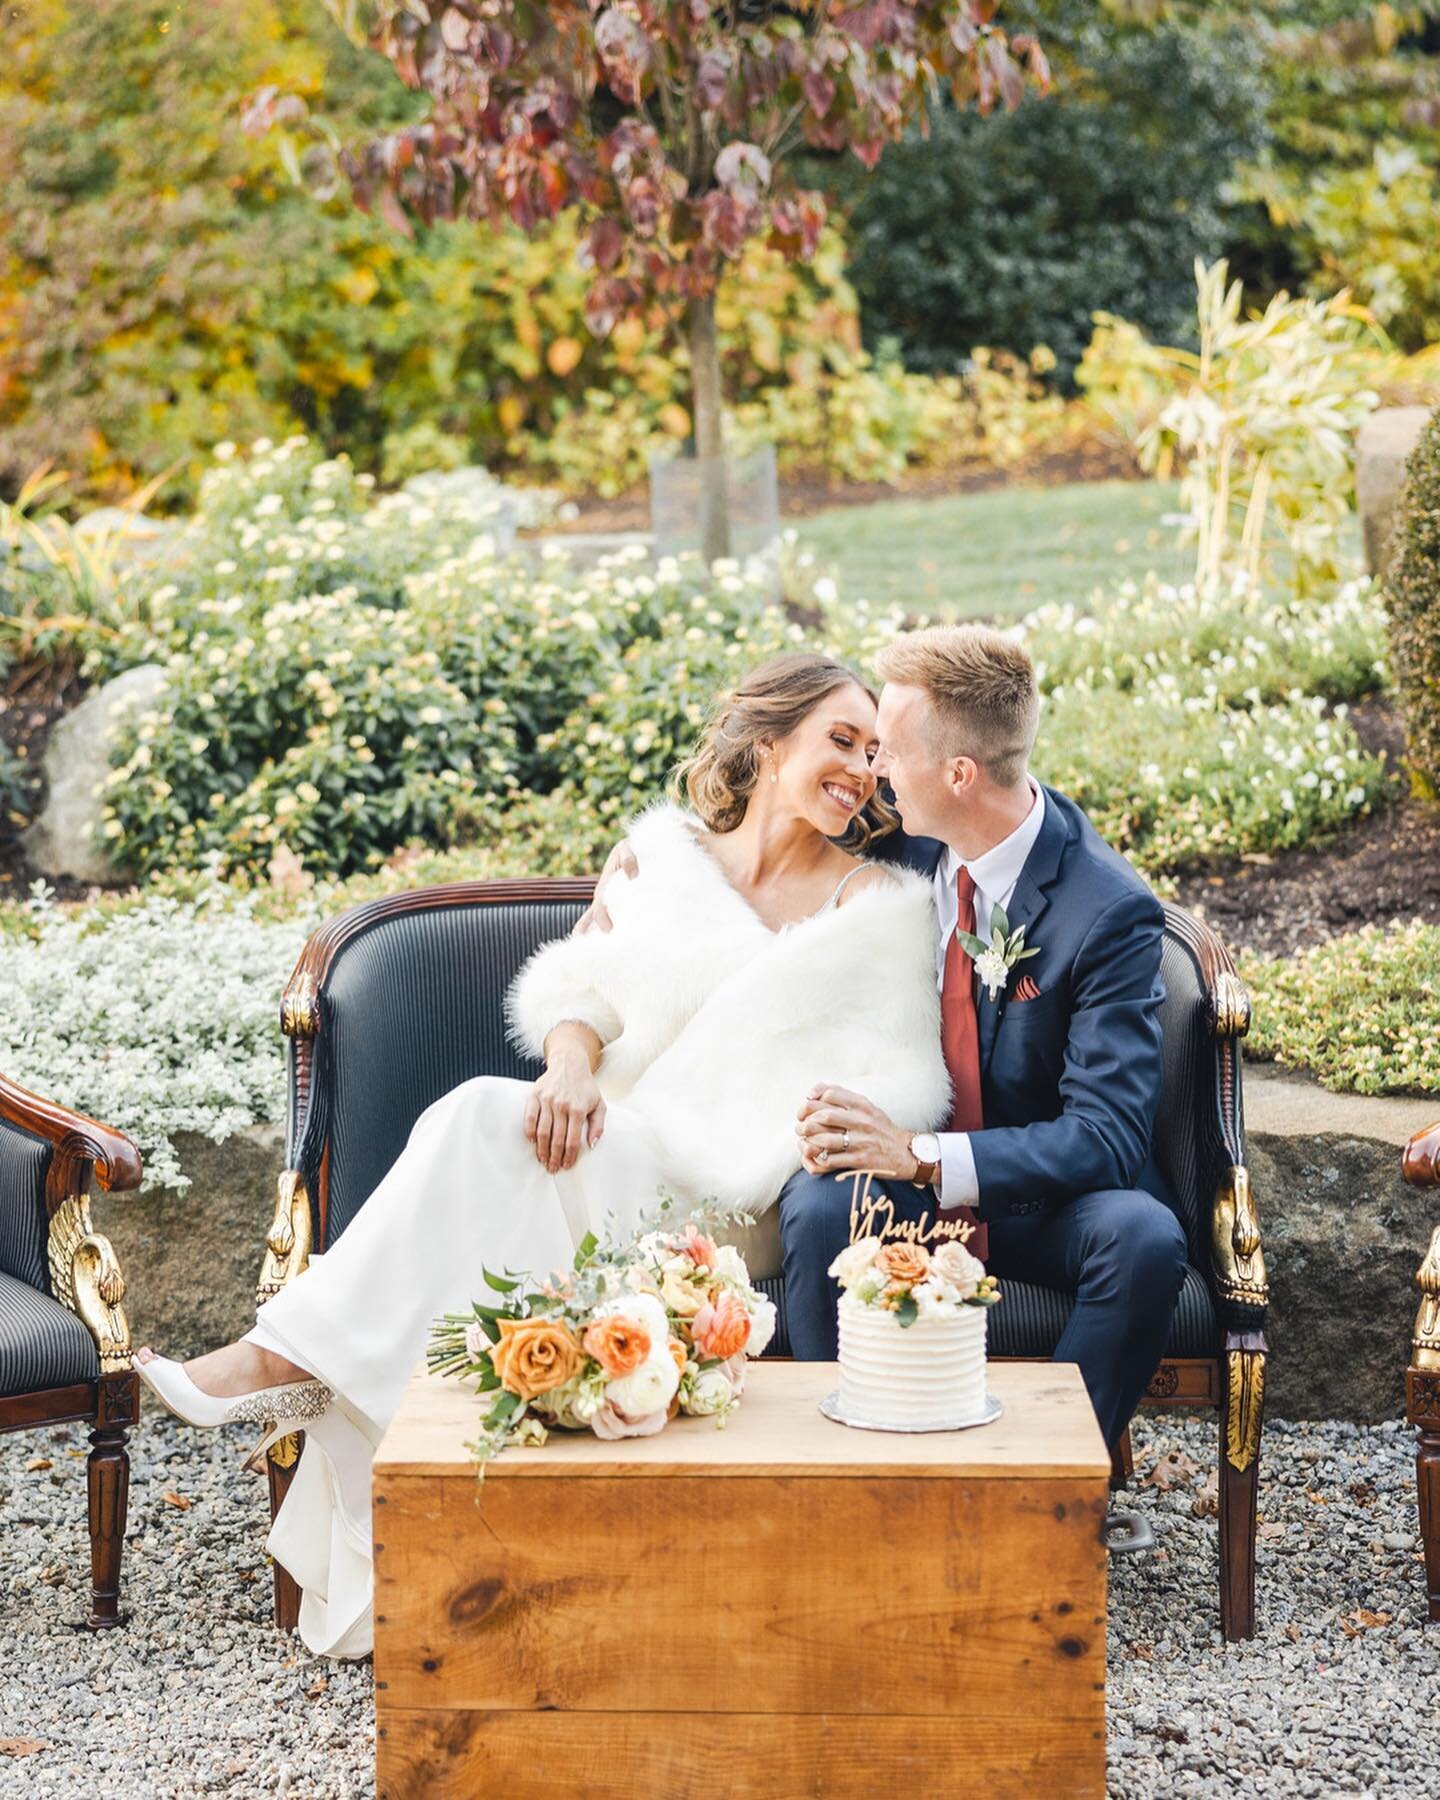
[1388,406,1440,802]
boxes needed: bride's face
[769,683,880,835]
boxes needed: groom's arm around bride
[786,625,1188,1452]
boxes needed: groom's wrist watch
[907,1132,941,1189]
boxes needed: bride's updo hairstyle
[675,652,898,847]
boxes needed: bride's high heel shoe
[136,1355,332,1438]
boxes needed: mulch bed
[1173,700,1440,963]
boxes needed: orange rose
[581,1313,652,1380]
[680,1223,719,1270]
[489,1316,586,1401]
[878,1242,930,1286]
[691,1289,751,1360]
[667,1337,689,1375]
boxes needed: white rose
[744,1295,777,1358]
[854,1268,888,1304]
[685,1367,736,1417]
[464,1321,491,1360]
[600,1294,680,1416]
[623,1261,662,1298]
[713,1244,749,1284]
[827,1238,883,1288]
[932,1240,985,1300]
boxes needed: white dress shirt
[934,781,1046,1207]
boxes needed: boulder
[1245,1061,1440,1421]
[21,663,164,884]
[93,1124,287,1359]
[1356,405,1432,579]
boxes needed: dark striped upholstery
[0,1270,98,1397]
[1152,935,1217,1268]
[318,900,587,1247]
[0,1118,52,1292]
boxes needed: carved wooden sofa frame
[1403,1118,1440,1619]
[0,1071,142,1628]
[255,880,1269,1643]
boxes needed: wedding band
[817,1148,830,1167]
[841,1129,851,1151]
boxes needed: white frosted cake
[836,1289,988,1428]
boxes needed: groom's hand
[575,839,638,934]
[795,1086,918,1181]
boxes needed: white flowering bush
[0,886,308,1190]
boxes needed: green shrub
[1242,921,1440,1097]
[1386,404,1440,800]
[828,7,1267,385]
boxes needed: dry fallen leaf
[1142,1449,1201,1492]
[1284,1623,1301,1642]
[1191,1470,1219,1518]
[161,1491,192,1511]
[1257,1521,1286,1541]
[23,1458,52,1474]
[37,1566,63,1588]
[1340,1608,1393,1636]
[305,1678,328,1700]
[0,1740,48,1758]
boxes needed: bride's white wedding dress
[244,804,950,1658]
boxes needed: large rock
[1356,405,1432,579]
[93,1124,287,1359]
[1246,1062,1440,1421]
[21,663,164,884]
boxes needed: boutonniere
[956,903,1041,1003]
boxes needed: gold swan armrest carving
[48,1195,132,1372]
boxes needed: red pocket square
[1012,975,1042,1002]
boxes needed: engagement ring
[817,1148,830,1167]
[841,1129,851,1151]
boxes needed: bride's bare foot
[135,1341,311,1398]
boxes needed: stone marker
[21,662,165,884]
[1356,405,1432,579]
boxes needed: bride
[135,651,951,1658]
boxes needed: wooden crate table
[373,1359,1109,1799]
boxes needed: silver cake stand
[819,1390,1003,1434]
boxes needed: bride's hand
[525,1044,606,1173]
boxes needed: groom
[784,624,1187,1452]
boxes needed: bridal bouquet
[827,1235,1002,1327]
[429,1199,777,1463]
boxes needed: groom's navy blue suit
[778,784,1188,1449]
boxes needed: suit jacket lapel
[979,790,1071,1077]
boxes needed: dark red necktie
[939,867,987,1260]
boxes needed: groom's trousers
[778,1172,1187,1451]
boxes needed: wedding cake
[825,1232,1000,1431]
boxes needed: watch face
[912,1133,941,1163]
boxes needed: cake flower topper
[833,1172,1000,1329]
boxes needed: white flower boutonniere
[956,903,1041,1003]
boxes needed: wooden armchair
[0,1070,142,1628]
[255,883,1267,1641]
[1402,1119,1440,1620]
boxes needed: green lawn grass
[794,477,1187,619]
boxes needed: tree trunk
[686,291,731,565]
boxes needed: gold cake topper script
[844,1171,976,1250]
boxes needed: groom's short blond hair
[875,625,1039,787]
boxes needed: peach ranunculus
[878,1241,931,1287]
[680,1222,720,1270]
[582,1313,652,1380]
[488,1316,586,1401]
[691,1289,752,1360]
[668,1337,689,1376]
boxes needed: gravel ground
[0,1410,1436,1797]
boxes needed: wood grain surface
[376,1708,1107,1799]
[374,1358,1108,1479]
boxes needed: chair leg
[1109,1426,1134,1492]
[1219,1346,1264,1643]
[266,1433,304,1633]
[1406,1370,1440,1621]
[85,1423,130,1629]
